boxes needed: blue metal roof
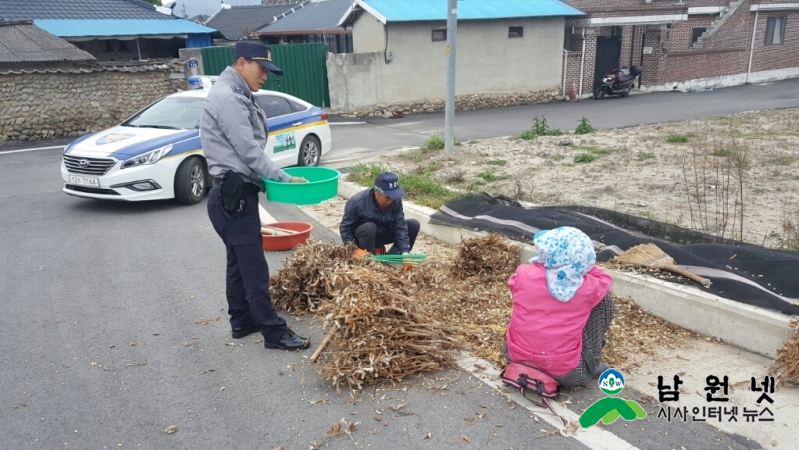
[355,0,584,23]
[34,19,217,39]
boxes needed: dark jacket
[340,188,410,252]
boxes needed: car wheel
[298,135,321,167]
[174,157,206,205]
[593,86,606,100]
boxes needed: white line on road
[258,204,277,225]
[323,156,363,164]
[0,145,65,155]
[456,354,640,450]
[329,122,367,126]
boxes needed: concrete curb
[337,179,793,359]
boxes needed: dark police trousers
[353,219,420,254]
[207,187,286,344]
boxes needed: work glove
[353,248,369,259]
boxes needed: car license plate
[68,175,100,187]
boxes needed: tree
[142,0,160,6]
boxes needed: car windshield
[123,96,205,130]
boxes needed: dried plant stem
[311,329,337,363]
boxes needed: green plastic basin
[263,167,340,205]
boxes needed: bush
[477,171,499,182]
[576,146,612,155]
[574,153,595,163]
[487,159,507,166]
[533,116,563,136]
[421,135,445,152]
[637,152,656,160]
[575,117,595,135]
[667,134,689,143]
[520,116,562,139]
[349,164,457,209]
[349,163,387,186]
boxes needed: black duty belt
[212,174,261,192]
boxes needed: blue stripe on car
[64,131,101,155]
[110,130,199,159]
[105,108,324,160]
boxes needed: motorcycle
[593,64,643,99]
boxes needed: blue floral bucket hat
[529,226,596,302]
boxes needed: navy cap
[374,172,405,200]
[233,41,283,76]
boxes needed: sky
[164,0,261,19]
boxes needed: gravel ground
[357,108,799,247]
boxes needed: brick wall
[620,25,634,67]
[670,16,715,52]
[563,32,597,97]
[567,0,729,14]
[751,11,799,72]
[641,31,663,84]
[560,0,799,94]
[703,1,753,51]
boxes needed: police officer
[201,41,310,351]
[339,172,420,258]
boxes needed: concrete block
[609,270,792,359]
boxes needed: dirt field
[356,108,799,247]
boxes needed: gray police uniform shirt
[200,66,291,184]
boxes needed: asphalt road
[2,80,789,449]
[1,149,763,450]
[321,77,799,168]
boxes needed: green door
[201,43,330,108]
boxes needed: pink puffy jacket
[506,263,612,376]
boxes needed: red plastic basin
[261,222,313,251]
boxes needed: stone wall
[336,87,561,119]
[0,60,186,143]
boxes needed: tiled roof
[257,0,351,35]
[205,4,299,40]
[0,0,169,20]
[0,20,95,63]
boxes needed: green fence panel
[200,43,330,108]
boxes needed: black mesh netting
[430,193,799,316]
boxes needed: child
[505,226,614,387]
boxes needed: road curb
[337,179,793,359]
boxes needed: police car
[61,76,331,204]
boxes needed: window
[122,96,205,130]
[256,95,293,118]
[288,98,308,113]
[765,17,786,46]
[432,29,447,42]
[509,26,523,38]
[563,27,573,50]
[691,27,707,45]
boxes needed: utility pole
[444,0,457,154]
